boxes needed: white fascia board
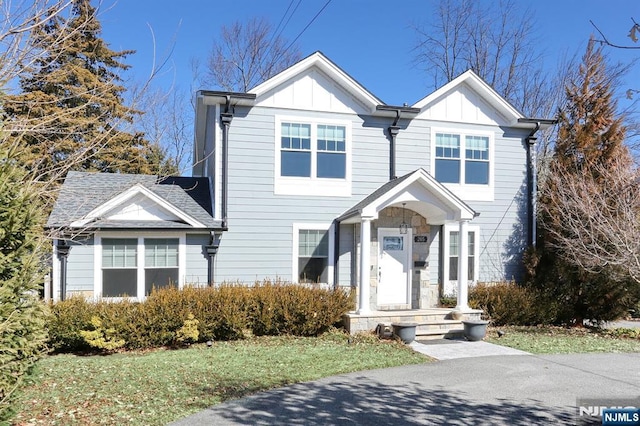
[412,70,523,125]
[360,170,475,221]
[71,184,206,228]
[250,52,381,114]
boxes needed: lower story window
[298,229,328,284]
[145,238,179,295]
[102,238,137,297]
[448,230,477,281]
[101,236,180,298]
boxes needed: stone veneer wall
[367,207,438,310]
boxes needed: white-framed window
[431,128,494,201]
[95,233,186,299]
[442,224,480,293]
[292,223,334,286]
[275,116,351,197]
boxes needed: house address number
[414,235,428,243]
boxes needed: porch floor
[343,308,483,340]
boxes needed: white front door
[377,228,411,306]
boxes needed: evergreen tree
[0,145,47,421]
[529,38,637,325]
[2,0,164,182]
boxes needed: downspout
[388,110,401,180]
[56,240,70,301]
[525,122,540,248]
[205,231,222,286]
[220,96,233,230]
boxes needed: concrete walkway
[411,338,529,360]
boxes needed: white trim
[250,52,380,113]
[442,223,480,295]
[292,222,334,287]
[214,103,222,221]
[356,169,476,223]
[430,127,495,202]
[72,184,206,228]
[94,231,188,301]
[274,115,352,197]
[51,242,60,302]
[412,70,523,125]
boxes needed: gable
[255,67,371,114]
[101,192,183,222]
[71,184,206,228]
[255,66,371,114]
[415,82,510,126]
[412,70,525,127]
[250,51,381,115]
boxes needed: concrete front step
[416,320,464,340]
[343,308,483,335]
[418,329,465,340]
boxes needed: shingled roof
[46,171,219,230]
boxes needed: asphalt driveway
[170,352,640,425]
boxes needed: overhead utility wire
[274,0,333,65]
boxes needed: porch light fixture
[399,203,409,234]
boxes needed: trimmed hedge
[47,281,354,353]
[469,282,558,326]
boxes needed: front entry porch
[337,169,479,324]
[344,308,483,339]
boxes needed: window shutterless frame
[431,128,494,201]
[94,232,186,300]
[275,116,352,197]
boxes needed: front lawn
[13,331,428,425]
[485,326,640,354]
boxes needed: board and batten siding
[66,237,94,293]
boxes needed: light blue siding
[212,103,531,286]
[67,237,94,292]
[185,234,209,285]
[215,107,392,283]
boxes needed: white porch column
[456,219,470,311]
[357,217,373,314]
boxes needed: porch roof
[337,168,477,225]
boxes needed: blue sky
[99,0,640,108]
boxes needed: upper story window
[280,122,346,179]
[432,129,494,201]
[281,123,311,177]
[464,136,489,184]
[275,117,351,197]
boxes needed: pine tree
[0,145,47,421]
[2,0,164,182]
[529,38,637,325]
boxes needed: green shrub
[175,313,199,344]
[48,297,94,352]
[469,282,558,326]
[250,280,354,336]
[47,282,354,352]
[439,295,457,308]
[79,316,126,351]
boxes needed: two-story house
[47,52,552,331]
